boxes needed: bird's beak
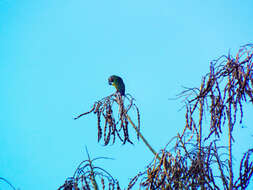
[108,77,113,85]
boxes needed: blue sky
[1,0,253,189]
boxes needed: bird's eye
[108,76,114,85]
[109,76,114,82]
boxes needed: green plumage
[108,75,125,96]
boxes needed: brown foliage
[58,149,120,190]
[74,93,140,145]
[128,44,253,189]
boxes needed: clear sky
[1,0,253,189]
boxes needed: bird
[108,75,125,96]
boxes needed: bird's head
[108,75,125,96]
[108,75,117,87]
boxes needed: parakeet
[108,75,125,96]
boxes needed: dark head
[108,75,125,96]
[108,75,116,85]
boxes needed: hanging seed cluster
[58,177,79,190]
[75,93,140,145]
[234,149,253,189]
[129,139,253,190]
[179,44,253,142]
[58,157,120,190]
[129,140,213,189]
